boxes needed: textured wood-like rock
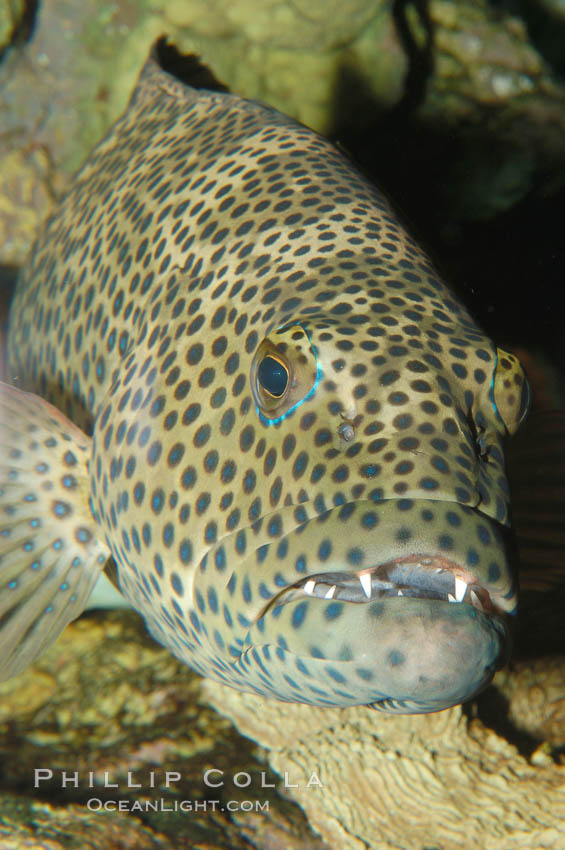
[203,681,565,850]
[494,658,565,748]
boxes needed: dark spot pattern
[3,56,523,713]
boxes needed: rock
[0,792,175,849]
[0,148,54,266]
[424,0,565,219]
[161,0,401,130]
[0,0,394,184]
[163,0,384,51]
[0,611,327,849]
[0,0,24,54]
[491,658,565,749]
[3,0,565,269]
[0,0,398,267]
[202,679,565,850]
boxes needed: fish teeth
[397,589,404,596]
[359,573,372,598]
[448,593,457,603]
[304,579,316,595]
[470,589,484,611]
[454,576,467,602]
[324,585,337,599]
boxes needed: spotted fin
[0,382,110,679]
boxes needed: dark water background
[326,57,565,384]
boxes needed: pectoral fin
[0,382,111,679]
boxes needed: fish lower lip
[292,555,495,613]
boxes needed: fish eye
[251,323,320,423]
[257,355,289,399]
[517,374,531,424]
[492,348,531,435]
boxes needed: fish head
[233,304,529,711]
[99,270,529,713]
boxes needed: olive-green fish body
[0,55,529,712]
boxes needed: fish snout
[238,499,513,710]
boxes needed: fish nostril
[476,432,489,462]
[338,422,355,442]
[465,411,490,462]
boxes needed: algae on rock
[0,611,328,850]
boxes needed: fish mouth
[276,555,497,614]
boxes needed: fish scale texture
[3,55,528,711]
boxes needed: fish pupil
[258,355,288,398]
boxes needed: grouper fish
[0,51,530,713]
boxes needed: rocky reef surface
[0,611,329,849]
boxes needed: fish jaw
[243,595,508,713]
[242,553,510,712]
[163,498,514,712]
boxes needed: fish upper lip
[269,555,499,614]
